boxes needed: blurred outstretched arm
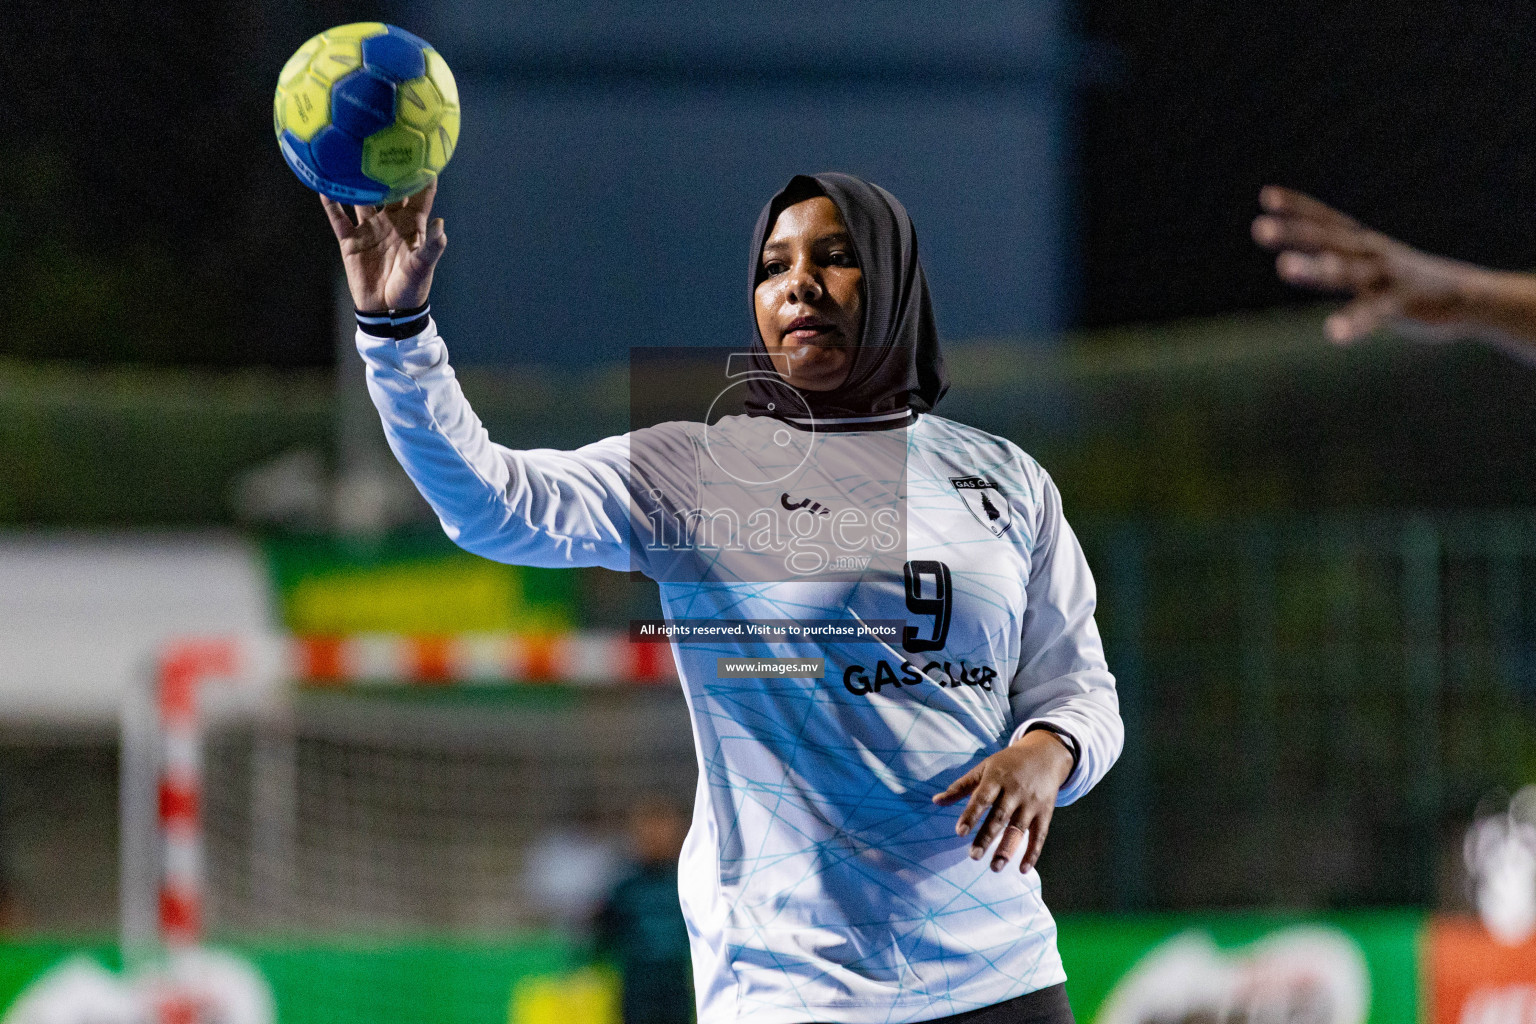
[1252,185,1536,359]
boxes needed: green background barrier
[0,938,584,1024]
[0,912,1425,1024]
[1056,912,1421,1024]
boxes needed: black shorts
[920,985,1076,1024]
[811,984,1077,1024]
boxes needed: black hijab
[744,173,949,421]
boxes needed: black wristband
[356,302,431,339]
[1024,722,1081,778]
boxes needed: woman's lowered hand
[932,729,1074,874]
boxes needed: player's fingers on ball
[425,218,447,252]
[320,196,354,239]
[410,224,448,268]
[407,177,438,214]
[414,212,445,250]
[386,197,423,234]
[409,175,438,203]
[395,185,431,232]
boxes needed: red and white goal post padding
[119,631,678,957]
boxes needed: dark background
[1077,0,1536,326]
[8,2,1536,366]
[1,1,354,366]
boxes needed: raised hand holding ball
[320,179,445,313]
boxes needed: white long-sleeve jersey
[359,318,1123,1024]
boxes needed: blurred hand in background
[1253,185,1536,356]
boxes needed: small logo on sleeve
[950,476,1012,537]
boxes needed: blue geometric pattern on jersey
[361,32,426,81]
[354,322,1122,1024]
[330,69,396,137]
[658,416,1074,1023]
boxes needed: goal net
[120,634,696,1024]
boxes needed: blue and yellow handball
[273,23,459,204]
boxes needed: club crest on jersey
[951,476,1012,536]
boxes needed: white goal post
[119,632,685,961]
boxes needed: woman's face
[754,196,864,392]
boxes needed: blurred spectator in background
[594,797,693,1024]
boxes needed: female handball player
[321,172,1123,1024]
